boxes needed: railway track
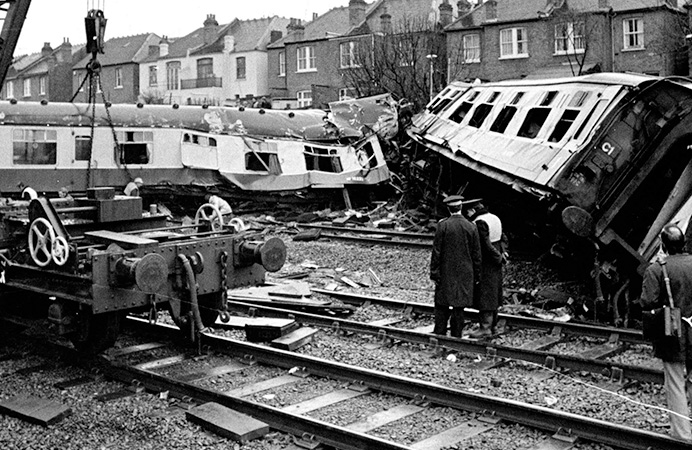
[295,223,434,248]
[0,314,683,450]
[107,318,686,449]
[221,299,662,386]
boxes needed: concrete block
[186,402,269,442]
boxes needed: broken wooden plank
[0,395,71,426]
[186,402,269,442]
[271,327,318,351]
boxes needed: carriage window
[183,132,217,147]
[548,109,580,142]
[467,91,480,101]
[430,98,452,114]
[245,152,282,174]
[75,136,92,161]
[356,142,377,169]
[13,129,57,165]
[450,102,473,123]
[468,103,493,128]
[487,92,500,103]
[304,146,343,173]
[490,106,517,133]
[510,92,524,105]
[518,108,550,138]
[568,91,590,108]
[117,130,153,164]
[209,137,217,147]
[540,91,559,106]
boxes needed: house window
[197,58,214,79]
[167,61,180,90]
[236,57,246,79]
[297,90,312,108]
[297,46,316,72]
[554,22,584,54]
[13,129,57,165]
[339,88,354,100]
[340,41,359,68]
[75,135,92,161]
[6,80,13,99]
[149,66,158,86]
[463,34,480,63]
[278,51,286,76]
[23,78,31,97]
[116,130,153,165]
[304,146,342,173]
[39,76,46,95]
[623,18,643,50]
[74,71,84,92]
[500,27,528,58]
[114,67,123,88]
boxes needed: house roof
[194,16,291,55]
[268,6,352,48]
[7,42,86,80]
[447,0,683,30]
[75,33,159,67]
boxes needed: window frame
[278,51,286,77]
[236,56,246,80]
[39,76,46,95]
[6,80,13,99]
[463,34,481,63]
[623,17,643,50]
[554,21,585,55]
[340,41,360,69]
[148,65,158,87]
[297,46,316,72]
[166,61,181,90]
[13,128,58,165]
[114,67,123,88]
[23,78,31,97]
[197,57,214,79]
[499,27,528,59]
[297,90,312,108]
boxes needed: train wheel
[70,311,123,354]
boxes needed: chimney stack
[287,18,305,41]
[457,0,471,17]
[159,36,170,57]
[439,0,453,27]
[203,14,219,45]
[349,0,367,27]
[380,12,392,34]
[41,42,53,57]
[486,0,498,21]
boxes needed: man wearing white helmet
[124,177,144,197]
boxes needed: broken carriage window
[468,91,501,128]
[356,142,378,169]
[75,135,92,161]
[429,89,463,114]
[304,146,343,173]
[117,130,152,164]
[548,109,580,142]
[518,108,550,139]
[245,152,282,174]
[13,128,57,165]
[490,92,524,133]
[449,90,480,123]
[540,91,559,106]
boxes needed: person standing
[430,195,482,338]
[124,177,143,197]
[639,224,692,441]
[465,199,507,338]
[204,193,233,217]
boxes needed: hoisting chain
[0,254,7,284]
[219,251,229,311]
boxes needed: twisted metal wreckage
[407,72,692,320]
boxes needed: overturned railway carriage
[0,99,391,196]
[0,188,286,352]
[408,73,692,304]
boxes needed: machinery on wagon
[0,187,286,352]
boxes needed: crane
[0,0,31,88]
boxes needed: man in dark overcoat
[465,200,506,338]
[430,195,482,337]
[639,224,692,441]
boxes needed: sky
[14,0,347,55]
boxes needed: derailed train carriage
[0,95,393,198]
[408,73,692,318]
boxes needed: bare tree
[549,7,604,76]
[339,16,454,111]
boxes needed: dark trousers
[433,305,465,337]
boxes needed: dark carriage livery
[408,73,692,309]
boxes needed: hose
[177,254,205,334]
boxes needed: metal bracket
[609,366,624,384]
[290,367,310,379]
[410,394,429,406]
[292,433,322,450]
[553,427,578,443]
[347,380,369,393]
[477,409,501,424]
[543,355,557,371]
[240,354,257,366]
[485,346,498,362]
